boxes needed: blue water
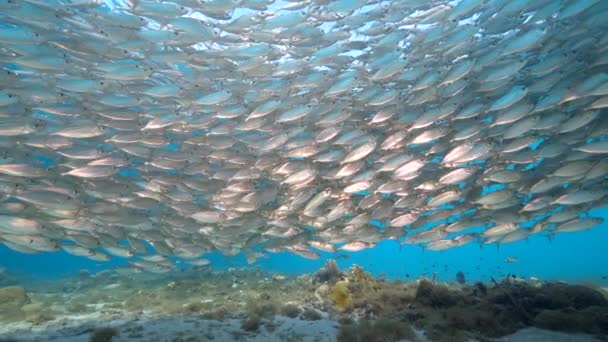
[3,207,607,285]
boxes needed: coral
[330,280,352,311]
[338,319,415,342]
[89,327,119,342]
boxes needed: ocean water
[1,0,608,341]
[3,210,608,283]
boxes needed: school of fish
[0,0,607,272]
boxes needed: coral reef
[0,265,607,341]
[325,268,608,341]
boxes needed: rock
[0,286,27,322]
[22,302,55,324]
[0,286,26,306]
[315,284,330,304]
[21,302,44,315]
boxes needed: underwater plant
[456,271,466,285]
[89,327,119,342]
[314,259,342,284]
[350,265,374,284]
[240,295,279,332]
[280,303,301,318]
[330,280,353,311]
[338,319,415,342]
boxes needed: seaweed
[240,295,279,332]
[338,319,415,342]
[280,303,301,318]
[415,279,460,308]
[314,259,342,284]
[301,308,322,321]
[89,327,119,342]
[240,316,261,332]
[330,280,352,311]
[490,276,533,324]
[456,271,466,285]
